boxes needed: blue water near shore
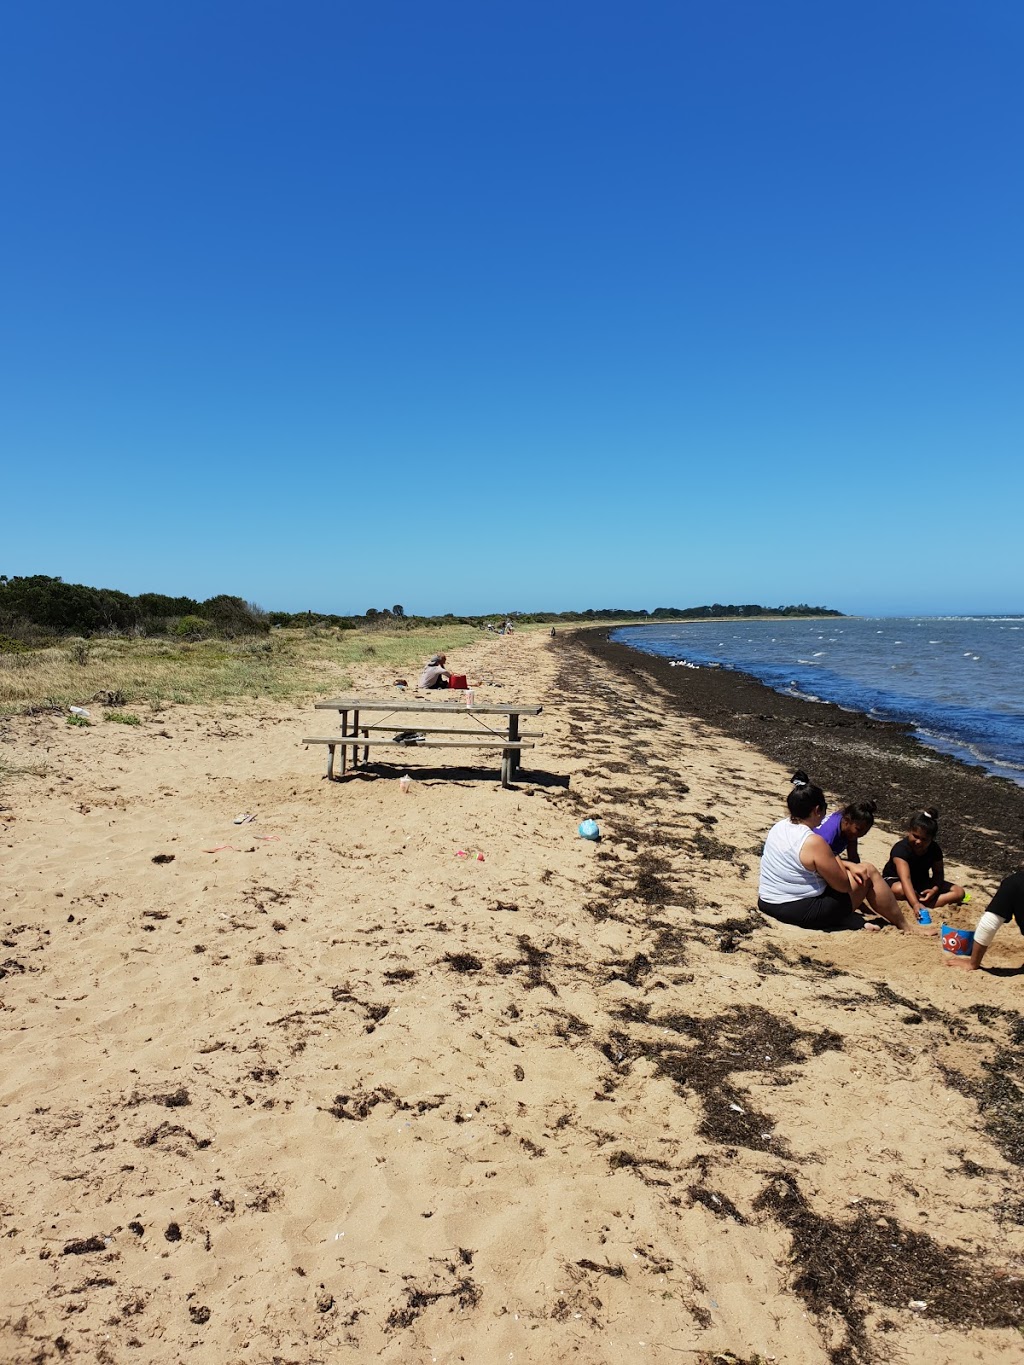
[611,617,1024,785]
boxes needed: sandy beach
[2,626,1024,1364]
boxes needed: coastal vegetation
[0,573,841,647]
[0,574,840,718]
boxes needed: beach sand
[2,627,1024,1363]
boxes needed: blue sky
[3,1,1021,616]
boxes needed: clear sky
[3,1,1022,617]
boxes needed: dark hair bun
[923,807,939,821]
[790,770,810,786]
[865,799,878,816]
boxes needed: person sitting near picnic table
[418,653,484,691]
[418,654,452,689]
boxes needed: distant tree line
[0,575,842,647]
[0,575,269,642]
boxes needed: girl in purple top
[814,794,878,863]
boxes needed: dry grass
[0,624,486,717]
[0,756,48,785]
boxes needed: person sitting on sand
[418,654,452,689]
[812,786,875,862]
[758,775,931,933]
[809,784,904,915]
[882,809,967,920]
[948,835,1024,970]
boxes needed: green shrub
[66,714,91,727]
[104,711,141,726]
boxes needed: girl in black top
[882,808,966,918]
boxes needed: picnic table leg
[352,710,366,765]
[338,709,349,777]
[501,749,510,788]
[326,744,336,780]
[508,714,521,780]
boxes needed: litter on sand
[233,812,256,825]
[254,835,281,842]
[204,845,238,853]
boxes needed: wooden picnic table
[307,697,544,787]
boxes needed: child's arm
[919,854,944,905]
[806,836,867,894]
[949,912,1006,970]
[891,856,923,912]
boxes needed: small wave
[787,684,825,703]
[914,727,1024,785]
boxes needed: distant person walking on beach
[882,809,967,919]
[759,775,929,933]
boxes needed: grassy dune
[0,624,487,717]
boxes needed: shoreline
[577,626,1024,881]
[608,617,1024,787]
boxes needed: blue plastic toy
[578,819,600,841]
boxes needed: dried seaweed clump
[941,1048,1024,1168]
[753,1172,1024,1363]
[603,1003,843,1155]
[444,952,483,973]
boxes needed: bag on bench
[392,731,426,745]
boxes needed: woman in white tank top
[759,774,921,932]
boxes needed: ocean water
[611,617,1024,785]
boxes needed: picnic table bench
[305,697,544,787]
